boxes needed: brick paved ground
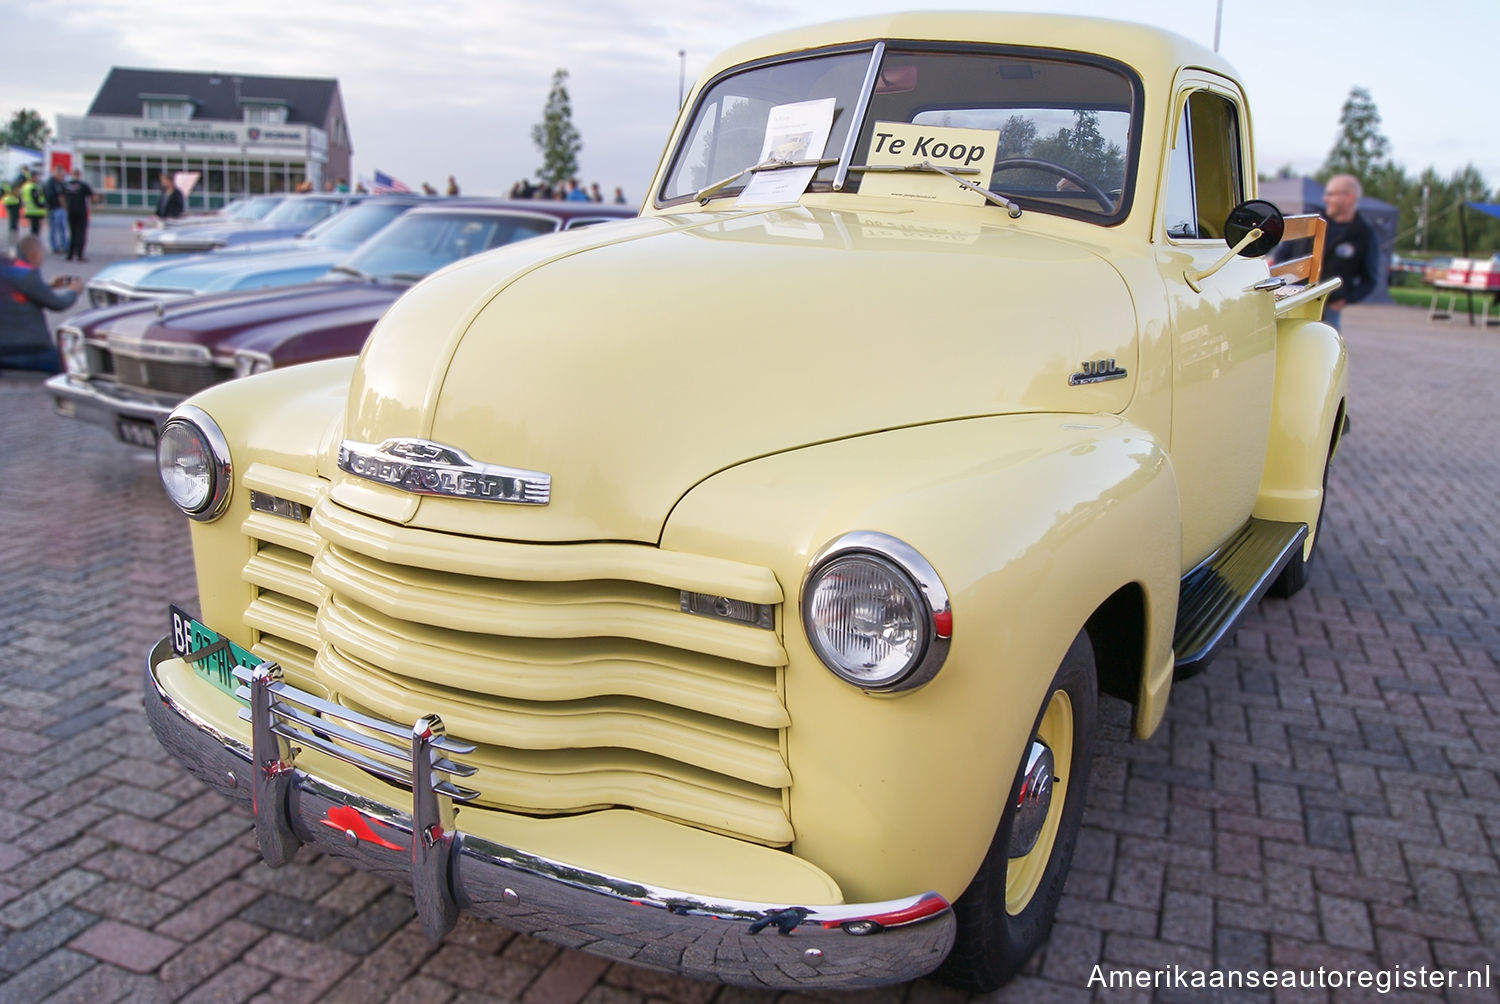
[1,287,1497,1002]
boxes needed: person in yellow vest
[19,171,47,238]
[2,179,20,249]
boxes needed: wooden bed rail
[1268,214,1326,285]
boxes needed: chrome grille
[236,469,792,846]
[113,355,223,396]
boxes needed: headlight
[157,405,232,521]
[58,327,89,376]
[801,532,951,692]
[233,351,274,379]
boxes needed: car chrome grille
[112,355,223,396]
[236,468,792,846]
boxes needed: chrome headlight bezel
[157,405,232,522]
[800,531,952,693]
[58,325,89,376]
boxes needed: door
[1157,79,1278,569]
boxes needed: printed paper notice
[857,121,999,206]
[737,97,836,206]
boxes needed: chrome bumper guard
[45,373,174,429]
[144,638,956,988]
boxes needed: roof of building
[86,68,340,125]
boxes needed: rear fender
[1254,316,1348,554]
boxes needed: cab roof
[700,12,1233,85]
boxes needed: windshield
[262,197,346,227]
[337,211,559,280]
[302,202,413,244]
[225,196,284,221]
[659,44,1140,223]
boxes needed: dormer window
[142,97,194,121]
[243,101,288,125]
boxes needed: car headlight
[233,351,274,379]
[801,531,951,692]
[157,405,232,521]
[58,327,89,376]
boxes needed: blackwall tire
[1270,452,1332,599]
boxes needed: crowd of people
[507,179,629,204]
[3,165,98,261]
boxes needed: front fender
[172,357,354,644]
[661,414,1180,904]
[1254,316,1348,551]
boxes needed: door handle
[1253,276,1286,292]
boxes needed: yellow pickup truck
[144,12,1346,991]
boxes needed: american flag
[372,170,411,194]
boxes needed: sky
[6,0,1495,200]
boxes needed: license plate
[169,605,260,698]
[116,417,159,448]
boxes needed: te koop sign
[859,121,999,206]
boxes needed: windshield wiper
[386,272,427,283]
[327,264,369,280]
[847,161,1022,218]
[694,157,838,205]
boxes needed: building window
[244,105,287,125]
[143,100,193,121]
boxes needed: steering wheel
[990,158,1114,211]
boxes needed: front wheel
[936,631,1098,992]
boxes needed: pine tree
[1319,87,1390,183]
[531,69,582,187]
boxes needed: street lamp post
[678,50,687,108]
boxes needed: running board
[1173,518,1307,679]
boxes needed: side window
[1163,90,1245,240]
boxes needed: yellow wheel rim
[1005,688,1073,915]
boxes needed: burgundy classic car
[47,199,633,447]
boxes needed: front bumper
[46,374,174,440]
[143,638,956,988]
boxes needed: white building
[55,67,353,210]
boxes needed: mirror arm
[1185,227,1263,292]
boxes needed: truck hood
[338,206,1138,542]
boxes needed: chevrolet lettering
[145,12,1346,993]
[337,438,551,504]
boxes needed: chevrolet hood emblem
[337,437,551,505]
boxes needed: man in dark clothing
[1320,174,1381,331]
[155,172,184,220]
[44,166,68,254]
[0,236,81,373]
[62,171,95,261]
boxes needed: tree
[531,69,582,187]
[1319,86,1390,183]
[2,109,51,151]
[1028,110,1124,188]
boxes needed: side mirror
[1224,200,1285,258]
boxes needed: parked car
[90,196,430,307]
[141,12,1346,992]
[132,195,288,248]
[48,200,633,448]
[137,193,363,255]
